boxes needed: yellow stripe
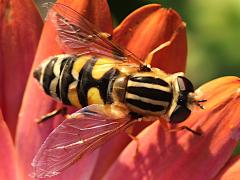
[49,78,59,99]
[87,87,104,105]
[92,57,115,79]
[128,80,171,92]
[71,56,92,79]
[68,81,81,108]
[126,93,169,107]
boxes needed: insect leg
[36,107,68,124]
[169,126,202,136]
[144,27,179,65]
[125,126,140,157]
[159,118,201,136]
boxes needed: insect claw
[198,99,207,103]
[194,99,207,110]
[200,104,205,109]
[184,126,202,136]
[197,103,205,109]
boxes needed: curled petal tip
[113,5,187,73]
[0,110,18,180]
[149,21,187,72]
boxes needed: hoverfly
[32,3,206,178]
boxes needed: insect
[32,3,206,178]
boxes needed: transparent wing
[45,2,144,65]
[31,105,135,178]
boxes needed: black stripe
[127,86,172,102]
[78,57,97,106]
[60,58,68,72]
[59,56,76,105]
[56,81,60,99]
[130,76,169,87]
[42,57,58,95]
[126,98,164,112]
[98,68,119,104]
[56,58,68,99]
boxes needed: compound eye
[177,76,194,92]
[170,105,191,123]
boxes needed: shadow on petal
[104,76,240,180]
[0,110,18,180]
[214,155,240,180]
[0,0,43,137]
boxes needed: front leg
[159,118,202,136]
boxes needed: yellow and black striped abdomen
[33,54,120,108]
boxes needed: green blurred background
[36,0,240,87]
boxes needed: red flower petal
[113,4,187,73]
[214,155,240,179]
[0,110,18,180]
[0,0,43,137]
[15,0,112,179]
[105,76,240,180]
[90,133,132,179]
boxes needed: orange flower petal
[0,0,42,137]
[104,76,240,180]
[113,4,187,73]
[15,0,112,179]
[0,110,18,180]
[89,5,187,178]
[214,155,240,179]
